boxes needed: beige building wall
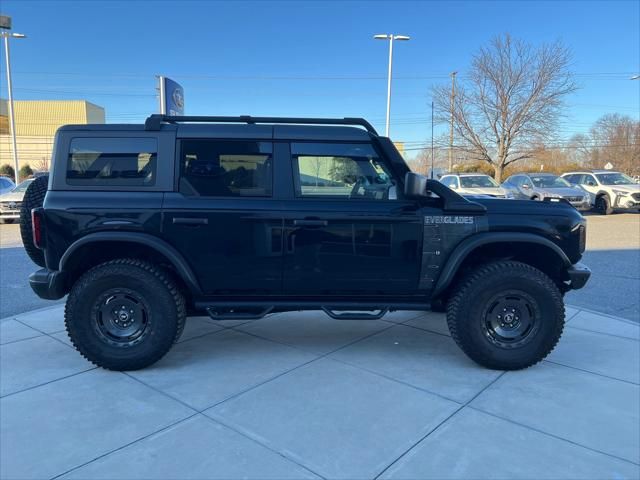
[0,100,105,170]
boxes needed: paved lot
[566,213,640,322]
[2,212,638,321]
[1,304,638,479]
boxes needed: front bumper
[566,262,591,290]
[613,194,640,210]
[29,269,67,300]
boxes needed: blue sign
[159,76,184,116]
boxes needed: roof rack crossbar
[144,114,378,135]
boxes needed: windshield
[12,180,34,193]
[530,176,570,188]
[460,175,499,188]
[595,173,635,185]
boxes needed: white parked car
[561,170,640,215]
[439,173,512,198]
[0,178,34,224]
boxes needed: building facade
[0,100,105,170]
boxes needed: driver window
[292,142,397,200]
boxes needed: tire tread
[446,260,565,370]
[64,258,186,370]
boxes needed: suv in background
[23,114,590,372]
[562,170,640,215]
[439,173,511,198]
[502,173,592,211]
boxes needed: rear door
[281,141,426,296]
[162,136,284,296]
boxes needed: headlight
[612,189,629,196]
[544,193,562,199]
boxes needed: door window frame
[288,140,404,202]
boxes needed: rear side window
[179,140,273,197]
[67,138,157,186]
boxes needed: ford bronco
[23,114,591,371]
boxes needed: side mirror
[587,181,596,187]
[522,184,531,189]
[404,172,428,198]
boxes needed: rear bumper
[566,262,591,290]
[29,269,67,300]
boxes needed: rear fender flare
[59,232,202,295]
[432,232,571,297]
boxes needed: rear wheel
[65,259,186,371]
[446,261,564,370]
[19,175,48,267]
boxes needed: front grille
[565,196,583,203]
[632,193,640,201]
[0,201,21,211]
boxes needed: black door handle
[173,217,208,225]
[293,219,328,227]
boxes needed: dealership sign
[158,76,184,116]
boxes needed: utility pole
[0,16,26,184]
[431,100,434,179]
[448,71,457,172]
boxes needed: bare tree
[587,114,640,174]
[432,34,577,181]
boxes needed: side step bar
[200,301,429,321]
[206,306,274,321]
[321,307,389,320]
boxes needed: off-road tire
[65,258,186,371]
[446,261,564,370]
[596,195,613,215]
[19,175,48,267]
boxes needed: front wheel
[596,195,613,215]
[446,261,564,370]
[65,259,186,371]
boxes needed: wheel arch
[59,232,202,297]
[433,232,572,298]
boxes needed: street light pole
[1,28,26,184]
[374,34,410,137]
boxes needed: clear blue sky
[1,0,639,157]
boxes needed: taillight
[31,209,43,249]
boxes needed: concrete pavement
[1,304,638,479]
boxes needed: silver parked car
[501,173,592,211]
[0,178,34,224]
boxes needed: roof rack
[144,114,378,135]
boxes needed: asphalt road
[1,214,639,321]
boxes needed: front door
[162,138,283,295]
[282,141,425,296]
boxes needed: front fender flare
[432,232,572,297]
[59,232,202,295]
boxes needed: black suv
[24,115,590,371]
